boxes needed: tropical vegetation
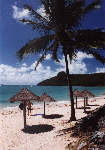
[17,0,105,121]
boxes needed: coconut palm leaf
[24,4,49,24]
[23,4,54,30]
[64,0,85,27]
[17,34,54,60]
[35,51,47,70]
[44,0,101,29]
[20,19,51,31]
[73,40,105,64]
[40,0,54,17]
[87,49,105,64]
[68,49,77,64]
[75,29,105,50]
[52,40,60,62]
[41,0,84,28]
[35,39,60,69]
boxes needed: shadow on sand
[84,110,93,114]
[31,113,43,116]
[87,104,100,106]
[43,114,64,119]
[77,106,91,109]
[22,124,54,134]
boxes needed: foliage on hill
[37,71,105,86]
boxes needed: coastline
[0,95,105,150]
[0,95,103,109]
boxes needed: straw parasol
[73,89,82,109]
[9,88,39,103]
[8,88,40,128]
[81,89,95,98]
[39,93,56,116]
[81,89,95,112]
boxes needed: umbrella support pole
[44,101,45,117]
[23,101,26,128]
[84,98,86,113]
[86,97,88,106]
[76,97,77,109]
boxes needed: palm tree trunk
[64,52,76,121]
[23,101,26,128]
[55,23,76,121]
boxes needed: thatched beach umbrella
[39,93,56,116]
[81,89,95,105]
[81,89,95,112]
[8,88,39,128]
[73,89,82,109]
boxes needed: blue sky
[0,0,105,85]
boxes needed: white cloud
[12,5,30,19]
[12,4,48,21]
[39,54,51,60]
[36,5,49,21]
[76,52,93,61]
[96,67,105,73]
[0,52,93,85]
[55,52,93,74]
[55,56,87,74]
[22,63,27,67]
[0,63,55,85]
[46,54,51,60]
[36,5,47,18]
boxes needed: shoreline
[0,95,105,150]
[0,95,102,109]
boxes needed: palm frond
[35,51,47,70]
[75,29,105,50]
[41,0,58,28]
[17,34,54,60]
[20,19,51,31]
[88,49,105,64]
[24,4,49,24]
[84,0,101,14]
[52,40,60,62]
[35,39,60,69]
[40,0,52,15]
[68,48,77,64]
[62,0,85,28]
[35,38,57,70]
[42,0,85,28]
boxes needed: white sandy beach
[0,96,105,150]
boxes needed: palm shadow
[22,124,54,134]
[77,106,91,109]
[42,114,64,119]
[87,104,100,106]
[84,110,93,114]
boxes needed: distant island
[37,71,105,86]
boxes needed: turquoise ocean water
[0,85,105,108]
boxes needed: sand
[0,96,105,150]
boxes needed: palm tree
[17,0,105,121]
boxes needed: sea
[0,85,105,108]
